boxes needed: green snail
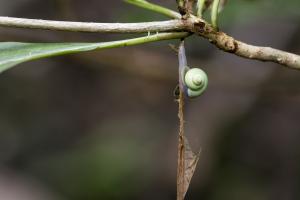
[184,67,208,98]
[177,40,208,98]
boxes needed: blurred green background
[0,0,300,199]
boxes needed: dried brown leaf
[183,136,201,198]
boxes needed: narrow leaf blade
[0,32,189,73]
[0,42,100,73]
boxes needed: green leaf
[0,32,189,73]
[0,42,101,73]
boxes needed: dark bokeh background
[1,0,300,199]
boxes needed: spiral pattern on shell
[184,68,208,98]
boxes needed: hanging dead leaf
[183,136,201,198]
[176,90,201,200]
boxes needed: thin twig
[177,90,185,200]
[125,0,181,19]
[0,17,185,33]
[197,0,206,17]
[211,0,220,30]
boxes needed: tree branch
[128,0,300,70]
[0,14,300,70]
[235,40,300,70]
[185,17,300,69]
[0,16,185,33]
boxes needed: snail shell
[184,68,208,98]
